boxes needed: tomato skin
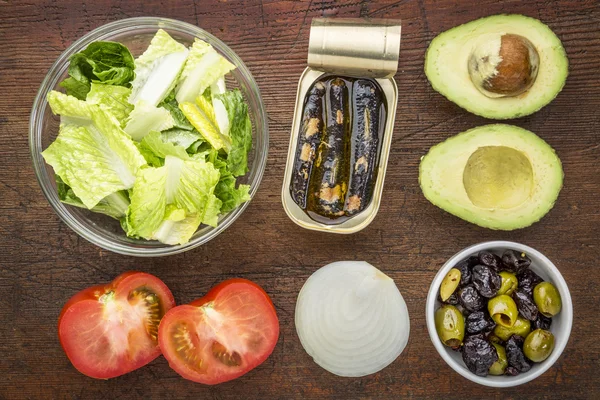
[58,272,175,379]
[159,278,279,385]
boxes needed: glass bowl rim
[29,17,269,257]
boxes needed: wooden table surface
[1,0,599,398]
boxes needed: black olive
[466,311,496,335]
[472,265,502,298]
[454,260,473,287]
[462,334,499,376]
[512,290,539,321]
[502,250,531,274]
[458,285,485,312]
[518,269,544,296]
[505,366,520,376]
[506,334,532,373]
[532,314,552,330]
[479,251,502,272]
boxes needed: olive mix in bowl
[435,249,562,377]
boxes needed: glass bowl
[29,17,268,257]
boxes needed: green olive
[435,304,465,348]
[489,343,508,375]
[440,268,462,301]
[498,271,518,295]
[488,334,503,344]
[488,294,518,327]
[533,282,562,317]
[524,329,555,362]
[493,316,531,341]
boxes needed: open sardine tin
[282,18,401,233]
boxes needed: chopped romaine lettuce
[59,41,135,100]
[86,83,133,126]
[42,91,146,208]
[129,30,188,107]
[211,77,230,136]
[56,176,130,220]
[158,90,195,131]
[179,96,232,152]
[162,128,203,150]
[125,166,168,239]
[207,150,251,213]
[124,100,175,141]
[140,130,189,162]
[152,206,202,245]
[214,89,252,176]
[175,39,235,103]
[125,155,221,241]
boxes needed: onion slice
[295,261,410,377]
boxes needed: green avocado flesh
[419,124,563,230]
[425,14,568,119]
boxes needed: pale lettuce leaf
[152,207,202,245]
[140,130,189,162]
[126,166,167,239]
[162,128,203,150]
[175,39,235,103]
[211,77,230,136]
[56,175,130,220]
[125,155,221,242]
[179,96,232,151]
[42,91,146,208]
[86,83,133,126]
[124,100,175,141]
[214,89,252,176]
[129,29,189,106]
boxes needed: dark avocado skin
[289,75,387,224]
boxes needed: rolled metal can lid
[308,18,402,78]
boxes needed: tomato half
[158,278,279,384]
[58,271,175,379]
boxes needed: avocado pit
[468,34,540,98]
[463,146,534,209]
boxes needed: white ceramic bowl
[426,241,572,387]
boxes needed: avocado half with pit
[425,14,568,119]
[419,124,563,230]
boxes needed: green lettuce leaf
[175,39,235,103]
[162,128,203,150]
[158,90,195,131]
[59,41,135,100]
[214,89,252,176]
[125,166,167,239]
[207,150,251,213]
[215,175,251,213]
[86,83,133,126]
[129,30,188,107]
[56,175,130,219]
[140,130,189,162]
[42,91,146,208]
[152,206,202,245]
[125,155,221,242]
[211,77,230,136]
[124,100,175,141]
[179,96,232,152]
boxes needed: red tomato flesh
[58,272,175,379]
[159,278,279,384]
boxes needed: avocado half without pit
[419,124,563,230]
[425,14,568,119]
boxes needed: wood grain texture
[1,0,599,398]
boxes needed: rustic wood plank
[0,0,599,398]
